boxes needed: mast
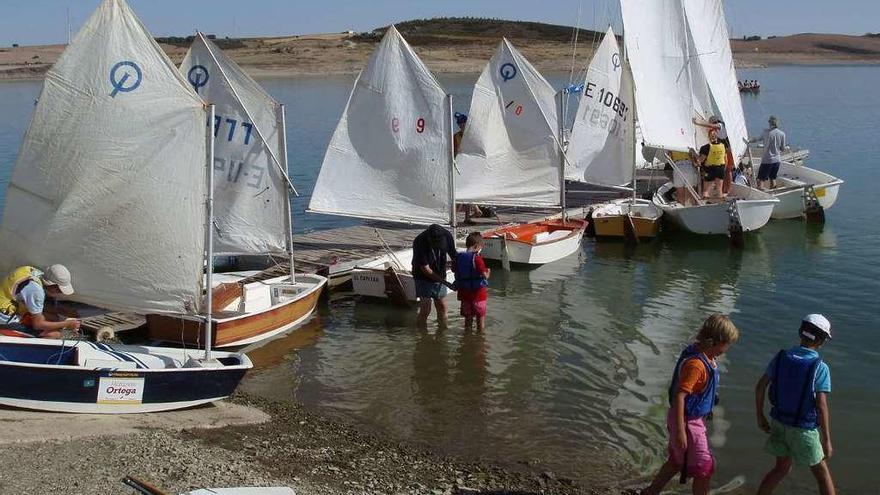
[622,27,637,204]
[278,104,296,283]
[556,90,567,221]
[204,104,216,361]
[446,94,457,237]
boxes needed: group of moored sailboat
[0,0,325,413]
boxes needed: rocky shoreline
[0,393,643,495]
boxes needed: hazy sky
[1,0,876,46]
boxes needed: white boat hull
[351,249,454,302]
[480,220,587,265]
[767,162,843,219]
[653,182,778,235]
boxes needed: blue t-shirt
[766,345,831,394]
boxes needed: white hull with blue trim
[0,336,252,414]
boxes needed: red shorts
[459,299,487,318]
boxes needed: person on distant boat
[669,149,701,206]
[453,112,484,224]
[412,224,457,328]
[751,115,787,190]
[454,232,490,333]
[754,314,836,495]
[698,129,728,200]
[640,315,740,495]
[0,264,80,338]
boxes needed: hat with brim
[43,264,74,295]
[801,313,831,340]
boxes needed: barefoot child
[454,232,490,332]
[755,314,836,495]
[641,314,739,495]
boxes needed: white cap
[43,264,74,295]
[801,314,831,340]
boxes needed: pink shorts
[666,408,714,479]
[460,299,487,318]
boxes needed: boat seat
[75,342,179,370]
[534,230,571,243]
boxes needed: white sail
[181,33,289,256]
[683,0,749,160]
[621,0,695,152]
[308,26,453,226]
[0,0,207,314]
[567,27,635,187]
[687,25,713,125]
[455,39,561,207]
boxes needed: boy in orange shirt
[640,314,740,495]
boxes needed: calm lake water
[1,65,878,493]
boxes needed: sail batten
[181,33,289,256]
[0,0,207,314]
[567,27,636,187]
[308,26,453,226]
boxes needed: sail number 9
[391,117,427,134]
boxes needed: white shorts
[672,160,699,188]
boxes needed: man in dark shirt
[412,224,457,327]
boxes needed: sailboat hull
[0,337,251,414]
[593,199,662,239]
[653,182,778,234]
[351,249,455,302]
[480,219,587,265]
[766,162,843,219]
[147,273,327,348]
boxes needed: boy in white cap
[754,314,836,495]
[0,264,80,338]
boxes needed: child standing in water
[454,232,490,332]
[640,314,740,495]
[755,314,836,495]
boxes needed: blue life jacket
[668,345,718,419]
[454,252,488,291]
[769,349,822,429]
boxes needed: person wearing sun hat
[754,314,837,495]
[0,264,80,339]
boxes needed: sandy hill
[1,18,878,80]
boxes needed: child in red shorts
[454,232,490,332]
[640,314,740,495]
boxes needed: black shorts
[757,162,780,181]
[704,166,725,181]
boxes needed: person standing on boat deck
[0,264,80,338]
[751,115,787,190]
[755,314,837,495]
[697,129,728,200]
[412,224,457,328]
[694,116,734,192]
[670,149,701,206]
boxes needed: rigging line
[568,0,584,87]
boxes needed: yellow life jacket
[669,150,691,162]
[0,266,41,317]
[705,142,727,167]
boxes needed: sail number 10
[391,117,426,134]
[584,83,629,121]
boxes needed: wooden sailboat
[0,0,251,413]
[624,0,777,236]
[456,39,586,265]
[308,26,457,302]
[566,26,662,241]
[147,33,326,347]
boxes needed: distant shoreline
[3,28,880,82]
